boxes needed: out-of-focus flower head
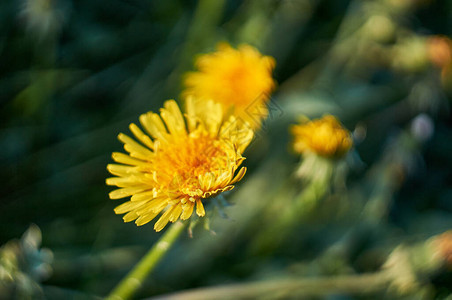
[107,98,253,232]
[362,15,395,43]
[391,36,430,73]
[427,35,452,89]
[20,0,63,39]
[432,230,452,269]
[427,36,452,70]
[290,115,353,159]
[183,43,276,129]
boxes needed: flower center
[152,132,230,195]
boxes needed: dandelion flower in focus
[183,43,276,128]
[291,115,353,159]
[106,99,253,232]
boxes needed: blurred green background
[1,0,451,299]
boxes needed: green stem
[156,270,393,300]
[106,221,187,300]
[250,176,328,254]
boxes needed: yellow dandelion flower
[106,98,253,232]
[183,43,276,128]
[427,35,452,69]
[427,35,452,83]
[290,115,353,158]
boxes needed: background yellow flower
[291,115,353,159]
[183,43,276,129]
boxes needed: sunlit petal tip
[128,123,138,132]
[223,185,234,192]
[154,209,172,232]
[135,211,159,226]
[196,200,206,217]
[231,167,247,184]
[123,211,138,223]
[135,219,148,227]
[169,205,183,223]
[105,177,116,186]
[117,132,127,142]
[109,189,124,200]
[114,201,143,214]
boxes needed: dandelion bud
[290,115,353,159]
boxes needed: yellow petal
[221,185,234,192]
[154,207,174,231]
[198,172,215,190]
[107,164,138,176]
[169,204,183,222]
[230,167,247,184]
[129,123,154,150]
[123,211,138,222]
[149,196,169,213]
[118,133,154,158]
[139,112,168,142]
[136,211,159,226]
[134,196,167,215]
[114,200,147,214]
[111,152,147,167]
[184,96,198,132]
[131,190,155,202]
[106,177,146,187]
[109,187,148,200]
[196,199,205,217]
[160,100,187,136]
[180,202,194,220]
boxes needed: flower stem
[156,270,393,300]
[106,221,187,300]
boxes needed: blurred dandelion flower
[391,36,430,73]
[427,35,452,86]
[427,36,452,69]
[432,230,452,268]
[291,115,353,158]
[106,99,253,232]
[183,43,276,128]
[20,0,62,39]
